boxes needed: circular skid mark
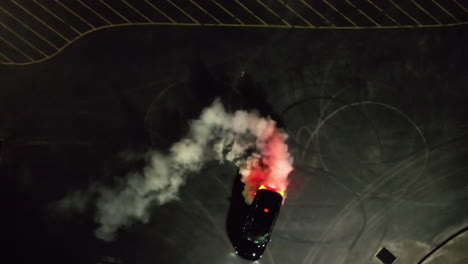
[305,102,428,263]
[282,98,429,264]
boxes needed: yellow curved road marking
[1,21,468,66]
[1,0,468,66]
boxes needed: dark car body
[234,187,283,261]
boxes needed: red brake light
[264,208,269,213]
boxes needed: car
[234,185,284,261]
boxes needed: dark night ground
[1,25,468,264]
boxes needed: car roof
[243,189,283,242]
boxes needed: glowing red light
[264,208,269,213]
[259,184,285,197]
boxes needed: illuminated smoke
[202,99,293,204]
[237,126,293,205]
[58,98,293,241]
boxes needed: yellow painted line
[0,35,33,61]
[388,0,421,25]
[432,0,460,22]
[189,0,221,24]
[452,0,468,13]
[278,0,314,27]
[2,21,468,66]
[0,51,13,62]
[121,0,152,23]
[0,22,48,56]
[56,0,95,29]
[69,26,80,34]
[168,0,200,24]
[345,0,380,26]
[368,0,399,25]
[211,0,243,24]
[214,23,431,28]
[99,0,131,23]
[235,0,267,25]
[410,0,441,24]
[34,0,64,22]
[11,0,70,41]
[0,7,59,50]
[323,0,357,27]
[34,0,81,34]
[78,0,112,25]
[300,0,334,26]
[144,0,176,23]
[257,0,290,26]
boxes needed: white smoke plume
[60,98,293,241]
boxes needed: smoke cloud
[59,98,293,241]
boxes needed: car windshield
[244,190,282,243]
[246,233,269,243]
